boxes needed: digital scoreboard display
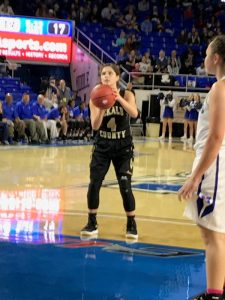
[0,15,74,65]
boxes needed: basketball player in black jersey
[81,64,138,239]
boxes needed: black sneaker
[80,220,98,236]
[126,218,138,239]
[189,293,206,300]
[189,293,224,300]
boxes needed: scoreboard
[0,15,74,65]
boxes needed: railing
[74,27,215,92]
[124,71,216,92]
[0,62,21,78]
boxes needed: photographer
[158,91,176,141]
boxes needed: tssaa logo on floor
[103,172,190,194]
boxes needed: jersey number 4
[107,118,116,131]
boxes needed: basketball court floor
[0,138,206,300]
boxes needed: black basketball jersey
[96,89,131,140]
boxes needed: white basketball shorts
[184,152,225,233]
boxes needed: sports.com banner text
[0,32,72,64]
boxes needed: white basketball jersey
[194,87,225,155]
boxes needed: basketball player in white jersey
[178,35,225,300]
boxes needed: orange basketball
[90,84,116,109]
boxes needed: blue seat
[0,91,5,99]
[174,75,186,87]
[208,77,216,87]
[196,77,209,88]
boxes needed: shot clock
[0,15,74,64]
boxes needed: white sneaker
[180,135,187,140]
[188,136,193,142]
[169,136,172,140]
[158,135,165,140]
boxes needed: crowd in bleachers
[4,0,224,73]
[1,0,223,88]
[0,76,91,145]
[5,0,222,88]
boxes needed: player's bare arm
[89,99,106,130]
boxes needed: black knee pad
[87,179,102,209]
[118,175,135,212]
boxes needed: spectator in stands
[48,8,56,18]
[167,50,181,75]
[15,92,39,144]
[44,76,59,111]
[0,101,9,145]
[201,27,210,44]
[116,47,128,70]
[32,94,58,143]
[47,104,68,141]
[90,4,101,23]
[180,59,194,74]
[144,51,154,66]
[151,5,159,21]
[124,7,139,31]
[124,50,137,71]
[162,9,173,35]
[155,19,165,33]
[123,36,134,54]
[177,29,188,44]
[188,28,201,45]
[83,1,92,21]
[2,93,26,143]
[196,62,206,76]
[131,63,144,85]
[124,2,136,14]
[112,30,126,48]
[180,48,196,74]
[155,50,168,73]
[53,3,60,18]
[72,90,82,107]
[138,0,149,12]
[140,16,152,35]
[130,33,141,50]
[115,14,127,28]
[76,6,87,24]
[2,93,15,143]
[101,2,117,27]
[122,49,137,82]
[0,0,14,15]
[138,55,153,85]
[183,4,193,19]
[73,101,91,140]
[58,79,71,105]
[35,3,49,18]
[168,59,179,75]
